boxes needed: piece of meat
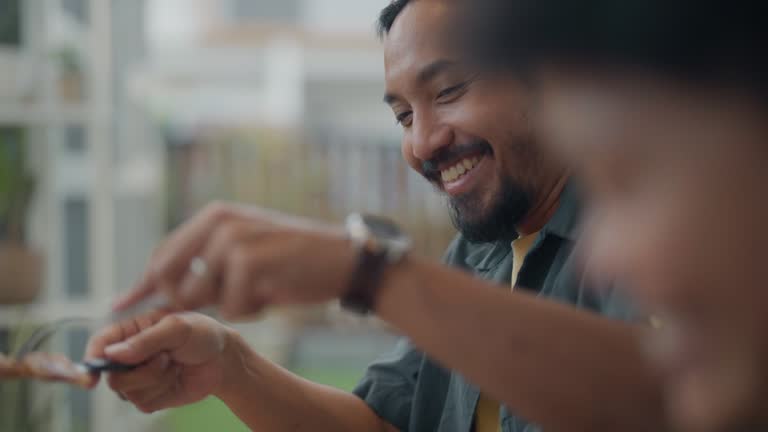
[0,353,16,378]
[0,352,95,388]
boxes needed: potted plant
[0,128,42,304]
[52,45,84,102]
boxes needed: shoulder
[442,234,511,272]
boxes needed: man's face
[535,70,768,432]
[383,0,557,242]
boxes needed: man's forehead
[389,0,453,30]
[383,0,459,84]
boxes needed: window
[64,126,87,154]
[61,0,89,25]
[64,198,89,299]
[67,327,92,432]
[0,0,21,46]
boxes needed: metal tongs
[14,292,170,373]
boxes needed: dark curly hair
[377,0,412,38]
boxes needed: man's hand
[113,203,356,320]
[87,310,398,432]
[85,311,235,413]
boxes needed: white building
[0,2,451,431]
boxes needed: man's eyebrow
[383,93,399,105]
[383,59,458,105]
[416,59,457,84]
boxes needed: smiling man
[382,45,556,243]
[356,2,641,430]
[86,1,665,431]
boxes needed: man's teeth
[441,156,482,183]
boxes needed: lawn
[166,368,363,432]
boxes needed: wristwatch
[340,213,412,314]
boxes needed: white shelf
[0,103,89,125]
[0,302,112,327]
[2,1,128,431]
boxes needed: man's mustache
[421,141,491,182]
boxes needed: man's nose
[411,114,454,162]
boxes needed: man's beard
[420,139,534,243]
[447,177,532,243]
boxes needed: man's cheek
[401,140,420,173]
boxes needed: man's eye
[396,112,413,127]
[437,82,468,101]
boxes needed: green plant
[1,322,53,432]
[0,363,53,432]
[52,45,82,76]
[0,128,36,243]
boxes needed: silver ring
[189,257,208,277]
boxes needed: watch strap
[340,243,389,315]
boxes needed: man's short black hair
[377,0,411,38]
[463,0,768,96]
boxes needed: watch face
[361,215,404,240]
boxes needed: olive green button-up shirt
[352,184,636,432]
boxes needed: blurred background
[0,1,456,431]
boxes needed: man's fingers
[176,221,251,309]
[116,204,246,313]
[107,353,172,393]
[85,323,126,360]
[219,247,271,320]
[86,310,171,361]
[152,204,237,288]
[134,383,179,414]
[104,315,191,365]
[121,369,177,409]
[135,309,172,332]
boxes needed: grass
[293,368,363,392]
[165,368,363,432]
[166,397,251,432]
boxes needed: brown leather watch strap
[340,245,389,315]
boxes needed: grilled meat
[0,352,95,388]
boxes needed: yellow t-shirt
[474,232,540,432]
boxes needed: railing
[164,125,457,259]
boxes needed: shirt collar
[461,179,582,272]
[539,179,582,242]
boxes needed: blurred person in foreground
[461,1,768,431]
[85,1,666,431]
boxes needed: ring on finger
[189,257,208,278]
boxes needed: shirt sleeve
[596,283,645,322]
[352,234,466,431]
[352,338,424,431]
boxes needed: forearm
[215,329,396,432]
[374,256,667,431]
